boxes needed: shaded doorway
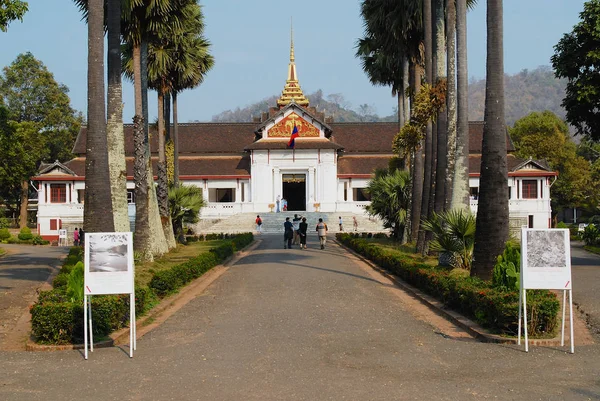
[282,174,306,211]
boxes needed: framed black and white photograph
[89,233,129,273]
[521,228,571,290]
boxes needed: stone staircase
[192,212,387,235]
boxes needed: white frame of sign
[83,232,136,359]
[518,228,573,353]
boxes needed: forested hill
[468,66,567,126]
[210,66,567,126]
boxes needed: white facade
[32,109,557,240]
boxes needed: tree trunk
[433,0,447,214]
[472,0,508,280]
[410,63,424,242]
[133,43,151,260]
[106,0,128,232]
[452,0,471,210]
[19,180,28,228]
[157,87,176,249]
[141,40,170,254]
[84,0,114,233]
[173,91,180,186]
[418,0,434,253]
[445,0,457,209]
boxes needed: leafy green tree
[472,0,509,280]
[365,169,411,241]
[510,111,595,212]
[0,0,28,31]
[0,53,82,227]
[552,0,600,142]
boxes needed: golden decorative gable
[268,113,320,138]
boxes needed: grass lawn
[135,240,227,287]
[584,245,600,256]
[0,247,5,257]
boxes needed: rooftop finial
[290,17,295,62]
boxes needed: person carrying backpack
[283,217,294,249]
[255,215,263,233]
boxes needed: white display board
[84,232,134,295]
[518,228,573,353]
[521,229,572,290]
[83,232,136,359]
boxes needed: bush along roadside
[30,233,254,344]
[336,233,559,337]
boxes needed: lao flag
[287,124,299,148]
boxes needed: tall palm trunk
[132,43,151,258]
[418,0,434,251]
[451,0,470,210]
[433,0,447,214]
[173,91,180,186]
[141,40,170,254]
[472,0,508,280]
[84,0,113,233]
[107,0,128,232]
[445,0,457,208]
[157,86,176,248]
[410,62,423,242]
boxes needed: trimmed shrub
[31,233,255,344]
[337,233,559,337]
[18,227,33,241]
[0,228,10,241]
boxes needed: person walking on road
[299,217,308,249]
[316,218,328,249]
[338,216,343,232]
[73,228,79,246]
[255,215,263,233]
[292,214,301,245]
[283,217,294,249]
[353,216,358,231]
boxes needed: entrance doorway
[282,174,306,211]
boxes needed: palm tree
[357,0,423,241]
[106,0,129,232]
[83,0,114,233]
[169,183,204,243]
[433,0,447,214]
[472,0,508,280]
[445,0,457,207]
[451,0,471,210]
[365,169,412,241]
[170,32,214,186]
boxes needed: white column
[235,180,241,203]
[274,168,282,201]
[308,167,315,207]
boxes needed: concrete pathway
[570,241,600,336]
[0,244,68,349]
[1,235,599,400]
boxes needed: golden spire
[277,19,309,108]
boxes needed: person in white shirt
[316,218,328,249]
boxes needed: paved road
[0,244,68,347]
[1,235,599,400]
[570,241,600,336]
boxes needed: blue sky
[0,0,586,122]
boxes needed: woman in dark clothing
[298,217,308,249]
[283,217,294,249]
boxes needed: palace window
[469,187,479,200]
[50,184,67,203]
[127,189,135,204]
[77,189,85,204]
[209,188,235,203]
[353,188,371,202]
[522,180,538,199]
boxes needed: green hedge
[336,234,559,337]
[31,233,254,344]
